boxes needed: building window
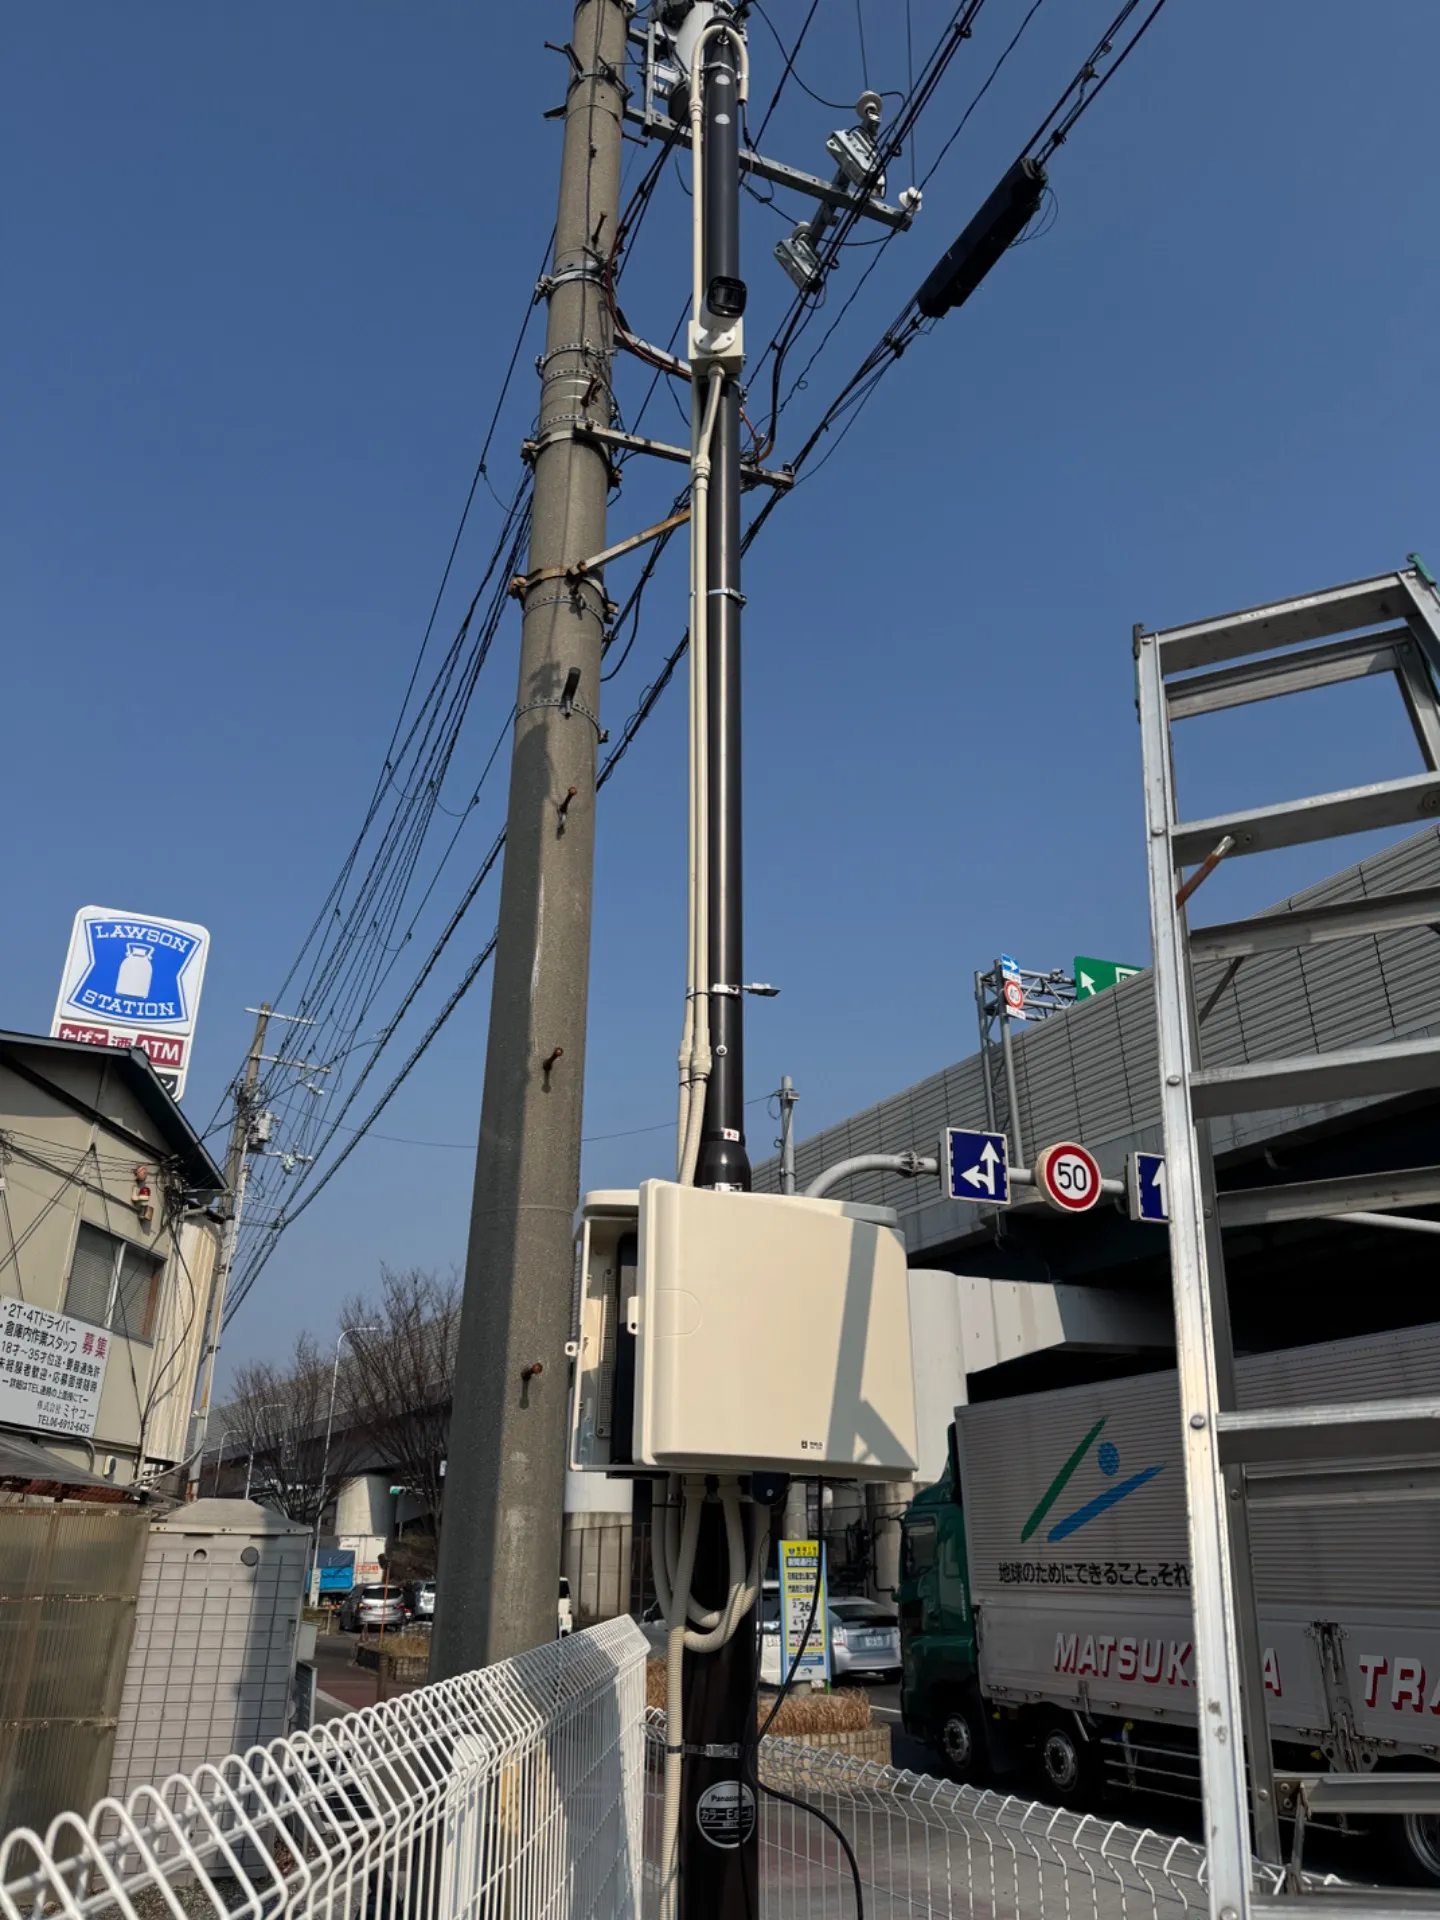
[65,1223,161,1342]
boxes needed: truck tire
[1381,1811,1440,1888]
[1033,1715,1102,1808]
[936,1693,986,1787]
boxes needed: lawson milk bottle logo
[68,918,201,1024]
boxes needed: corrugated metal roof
[755,825,1440,1254]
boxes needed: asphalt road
[857,1678,937,1772]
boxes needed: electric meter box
[569,1180,918,1479]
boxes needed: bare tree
[342,1268,458,1549]
[226,1333,362,1525]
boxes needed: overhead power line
[1023,0,1172,163]
[225,0,1176,1324]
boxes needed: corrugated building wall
[0,1501,150,1836]
[755,825,1440,1251]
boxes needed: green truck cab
[896,1450,993,1782]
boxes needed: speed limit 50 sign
[1034,1141,1103,1214]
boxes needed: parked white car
[558,1576,573,1637]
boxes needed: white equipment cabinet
[109,1498,309,1794]
[570,1181,918,1478]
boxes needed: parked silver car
[339,1583,408,1632]
[759,1591,901,1683]
[406,1580,436,1622]
[827,1597,900,1679]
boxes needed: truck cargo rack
[1134,561,1440,1918]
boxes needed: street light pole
[208,1426,236,1497]
[243,1400,285,1503]
[310,1326,380,1606]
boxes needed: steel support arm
[805,1152,937,1199]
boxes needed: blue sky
[4,2,1436,1376]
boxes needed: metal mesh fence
[0,1616,649,1920]
[643,1716,1305,1920]
[4,1610,1342,1920]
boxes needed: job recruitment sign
[51,905,210,1098]
[0,1300,111,1438]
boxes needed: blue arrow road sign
[944,1129,1010,1206]
[1128,1151,1169,1224]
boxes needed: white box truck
[897,1318,1440,1886]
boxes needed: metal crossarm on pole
[1134,559,1440,1919]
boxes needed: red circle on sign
[1035,1141,1103,1214]
[1002,979,1025,1011]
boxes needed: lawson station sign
[51,906,210,1098]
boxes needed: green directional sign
[1074,955,1143,999]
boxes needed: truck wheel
[937,1696,986,1787]
[1381,1811,1440,1888]
[1035,1717,1101,1808]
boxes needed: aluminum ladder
[1134,562,1440,1919]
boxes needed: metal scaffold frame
[1134,560,1440,1919]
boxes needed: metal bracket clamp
[707,586,746,607]
[514,696,607,742]
[518,590,617,624]
[536,340,609,372]
[522,423,621,489]
[535,260,607,299]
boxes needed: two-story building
[0,1029,225,1485]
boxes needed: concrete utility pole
[777,1074,798,1193]
[432,0,629,1675]
[186,1004,270,1496]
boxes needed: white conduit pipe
[676,371,723,1186]
[676,17,746,1187]
[653,1476,760,1641]
[652,1474,767,1920]
[657,1482,701,1920]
